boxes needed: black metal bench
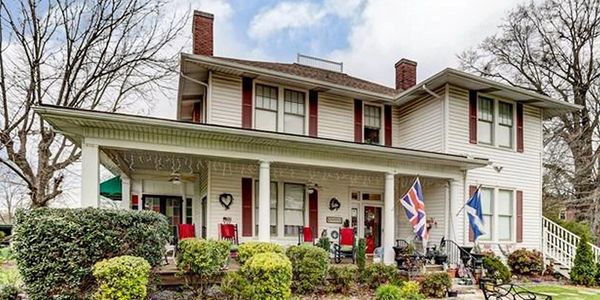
[480,279,552,300]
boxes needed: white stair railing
[542,216,600,269]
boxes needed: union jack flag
[400,178,428,241]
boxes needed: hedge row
[13,208,170,300]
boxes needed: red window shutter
[241,177,253,237]
[469,90,478,144]
[354,99,363,143]
[516,190,523,243]
[241,77,253,129]
[308,190,319,239]
[309,91,318,137]
[384,105,392,146]
[468,185,477,242]
[516,103,524,153]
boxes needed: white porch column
[81,143,100,207]
[258,161,271,242]
[120,175,131,209]
[383,172,396,265]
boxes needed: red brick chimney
[395,58,417,90]
[193,11,214,56]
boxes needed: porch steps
[542,217,600,280]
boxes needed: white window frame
[477,186,516,243]
[362,102,385,145]
[253,81,309,134]
[477,95,516,150]
[252,179,308,240]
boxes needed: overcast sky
[152,0,525,118]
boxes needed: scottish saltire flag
[466,187,486,240]
[400,178,428,241]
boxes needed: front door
[363,206,382,254]
[142,195,183,225]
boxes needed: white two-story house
[35,10,579,266]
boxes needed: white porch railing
[542,216,600,270]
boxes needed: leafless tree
[0,169,29,224]
[0,0,186,207]
[459,0,600,231]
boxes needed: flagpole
[455,184,482,217]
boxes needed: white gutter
[34,105,489,168]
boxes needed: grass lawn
[522,284,600,300]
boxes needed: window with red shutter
[241,177,253,237]
[516,103,524,152]
[308,91,318,137]
[241,77,253,128]
[469,90,478,144]
[384,105,392,146]
[354,99,363,142]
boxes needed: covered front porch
[36,105,488,265]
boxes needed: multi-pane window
[477,97,494,145]
[364,105,382,144]
[255,84,278,131]
[284,183,305,237]
[284,89,305,134]
[497,190,513,241]
[480,188,494,241]
[185,198,192,224]
[497,102,513,148]
[255,181,278,236]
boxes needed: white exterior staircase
[542,216,600,278]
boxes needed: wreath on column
[219,193,234,210]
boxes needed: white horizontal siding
[395,177,447,246]
[207,161,392,244]
[209,73,242,127]
[395,88,444,152]
[318,92,354,142]
[446,85,542,249]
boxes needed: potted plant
[433,248,448,265]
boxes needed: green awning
[100,176,122,201]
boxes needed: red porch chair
[297,226,316,245]
[334,227,356,263]
[178,224,196,240]
[219,223,239,258]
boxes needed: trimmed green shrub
[316,237,331,253]
[286,245,329,294]
[0,285,19,300]
[375,284,402,300]
[570,234,597,286]
[507,249,544,276]
[220,271,247,300]
[483,255,511,283]
[92,255,151,300]
[240,252,292,300]
[327,265,357,295]
[13,208,170,300]
[357,238,366,273]
[420,272,451,298]
[399,281,424,300]
[362,263,402,288]
[177,238,230,295]
[237,241,284,265]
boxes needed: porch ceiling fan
[168,172,196,184]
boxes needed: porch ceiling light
[169,172,182,185]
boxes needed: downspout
[180,72,209,121]
[422,84,441,99]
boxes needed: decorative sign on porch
[326,216,343,224]
[219,193,234,210]
[329,197,341,211]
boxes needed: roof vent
[297,53,343,73]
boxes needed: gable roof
[210,56,398,96]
